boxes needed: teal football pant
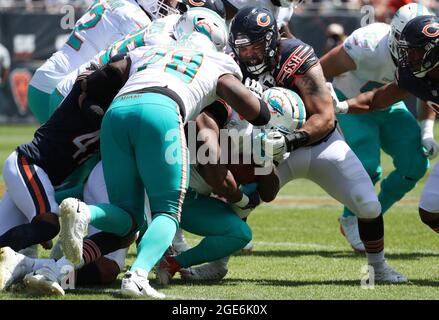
[137,190,252,268]
[337,93,428,217]
[88,92,189,273]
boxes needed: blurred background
[0,0,438,123]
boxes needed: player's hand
[244,77,263,99]
[261,130,287,163]
[231,189,261,219]
[326,82,348,114]
[420,119,439,159]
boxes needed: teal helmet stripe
[286,89,305,130]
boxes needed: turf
[0,124,438,300]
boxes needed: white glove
[261,130,287,163]
[420,119,439,159]
[244,77,263,99]
[326,82,348,114]
[231,191,260,219]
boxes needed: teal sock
[175,233,250,268]
[379,171,417,214]
[131,214,178,272]
[89,204,133,237]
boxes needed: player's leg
[419,162,439,233]
[0,151,60,251]
[48,88,65,116]
[156,191,251,284]
[379,103,428,214]
[336,113,382,251]
[297,130,406,283]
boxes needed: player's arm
[417,99,439,159]
[343,81,410,114]
[256,165,280,202]
[195,109,244,203]
[291,63,335,146]
[320,43,357,79]
[216,74,270,127]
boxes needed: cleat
[0,247,33,291]
[23,261,65,296]
[242,240,254,252]
[372,261,408,284]
[180,256,229,281]
[121,269,165,299]
[156,256,181,285]
[339,215,366,253]
[59,198,90,264]
[172,228,190,254]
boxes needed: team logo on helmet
[188,0,205,7]
[422,23,439,38]
[9,68,31,116]
[256,13,271,27]
[268,95,285,116]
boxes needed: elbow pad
[249,99,271,126]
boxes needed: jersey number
[137,48,203,83]
[66,1,106,51]
[72,130,100,164]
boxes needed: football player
[330,15,439,240]
[27,0,161,123]
[320,3,436,252]
[185,6,406,283]
[56,21,275,297]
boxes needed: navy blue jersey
[396,65,439,111]
[17,82,102,186]
[240,38,319,94]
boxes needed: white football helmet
[173,7,228,52]
[261,87,306,134]
[177,31,217,51]
[388,3,433,60]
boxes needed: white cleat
[172,228,191,255]
[242,240,254,252]
[121,269,165,299]
[0,247,33,291]
[23,261,65,296]
[372,262,408,284]
[181,256,229,281]
[59,198,90,264]
[339,215,366,253]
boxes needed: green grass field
[0,124,439,300]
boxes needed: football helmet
[388,3,433,60]
[261,87,306,134]
[173,7,228,51]
[229,6,279,75]
[398,15,439,78]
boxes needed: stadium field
[0,124,438,300]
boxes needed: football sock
[131,214,177,273]
[358,214,384,254]
[419,211,439,234]
[88,204,133,237]
[0,219,59,251]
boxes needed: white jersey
[118,45,242,122]
[55,14,180,98]
[332,23,396,99]
[227,0,293,27]
[30,0,151,93]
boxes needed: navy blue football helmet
[229,6,279,75]
[177,0,226,19]
[398,15,439,78]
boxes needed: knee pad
[355,200,381,219]
[398,153,428,182]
